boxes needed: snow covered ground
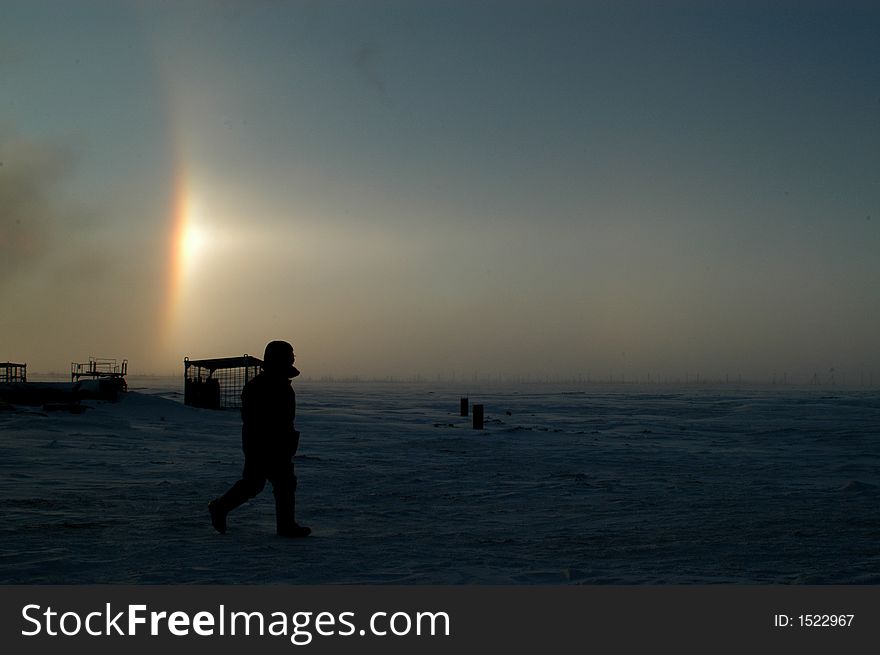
[1,379,878,584]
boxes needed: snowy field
[1,379,878,584]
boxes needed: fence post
[473,404,484,430]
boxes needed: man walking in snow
[209,340,311,537]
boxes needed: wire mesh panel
[1,363,27,383]
[184,355,262,410]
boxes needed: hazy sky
[2,0,878,380]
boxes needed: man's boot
[208,499,228,534]
[274,484,310,538]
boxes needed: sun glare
[181,222,206,268]
[179,193,208,277]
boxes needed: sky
[1,0,878,381]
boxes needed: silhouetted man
[209,340,311,537]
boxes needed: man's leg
[209,460,266,534]
[270,459,310,537]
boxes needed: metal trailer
[71,357,128,391]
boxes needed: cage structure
[1,362,27,383]
[184,355,263,410]
[70,357,128,391]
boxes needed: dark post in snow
[460,397,469,417]
[473,404,484,430]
